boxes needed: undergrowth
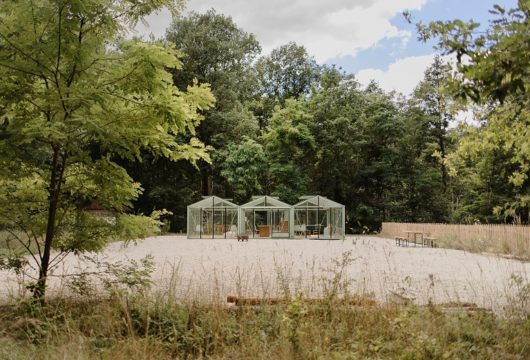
[0,249,528,359]
[0,292,529,360]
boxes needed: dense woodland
[125,8,530,233]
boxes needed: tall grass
[381,222,530,260]
[0,290,529,359]
[0,250,529,360]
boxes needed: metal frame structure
[293,195,346,240]
[238,196,294,239]
[186,195,345,240]
[187,196,239,239]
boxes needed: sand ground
[1,236,529,311]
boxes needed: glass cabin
[293,196,345,239]
[238,196,294,238]
[187,196,239,239]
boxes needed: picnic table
[404,230,424,247]
[396,231,437,247]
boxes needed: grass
[1,248,529,360]
[378,232,530,262]
[439,235,530,261]
[0,292,529,360]
[1,236,529,359]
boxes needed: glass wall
[239,196,293,238]
[294,196,345,239]
[187,195,345,240]
[240,208,291,238]
[187,196,239,239]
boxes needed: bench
[395,236,408,246]
[423,237,437,247]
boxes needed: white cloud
[135,0,427,62]
[135,8,172,40]
[355,54,436,95]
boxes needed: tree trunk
[201,162,210,196]
[438,135,448,190]
[33,148,65,303]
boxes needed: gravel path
[1,236,529,311]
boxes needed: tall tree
[164,10,261,199]
[308,73,361,206]
[418,0,530,221]
[413,55,455,189]
[350,84,404,231]
[0,0,214,300]
[391,98,451,223]
[253,42,321,128]
[166,9,261,108]
[263,99,315,204]
[219,139,266,203]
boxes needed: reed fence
[380,222,530,259]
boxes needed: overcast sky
[135,0,517,95]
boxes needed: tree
[0,0,214,300]
[418,0,530,221]
[263,99,315,204]
[307,73,361,205]
[349,84,404,231]
[253,42,321,127]
[166,9,261,108]
[219,139,266,202]
[444,109,529,223]
[391,98,451,223]
[164,10,261,198]
[413,56,455,189]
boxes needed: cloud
[135,0,427,62]
[355,54,436,95]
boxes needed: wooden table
[404,231,424,246]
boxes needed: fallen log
[226,295,377,306]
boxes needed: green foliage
[255,42,320,102]
[0,294,529,359]
[413,55,456,188]
[282,292,307,351]
[418,1,530,221]
[0,0,214,298]
[264,99,315,204]
[134,9,262,216]
[219,139,266,202]
[166,9,261,148]
[253,42,321,127]
[166,9,261,106]
[444,113,529,223]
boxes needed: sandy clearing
[1,235,529,310]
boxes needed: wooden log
[226,295,377,306]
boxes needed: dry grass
[0,246,529,360]
[0,291,529,360]
[381,223,530,260]
[2,236,530,313]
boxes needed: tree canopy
[418,0,530,221]
[0,0,214,299]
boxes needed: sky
[135,0,518,95]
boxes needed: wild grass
[0,249,529,360]
[0,291,529,360]
[380,223,530,261]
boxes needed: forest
[125,7,530,233]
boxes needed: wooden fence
[380,222,530,258]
